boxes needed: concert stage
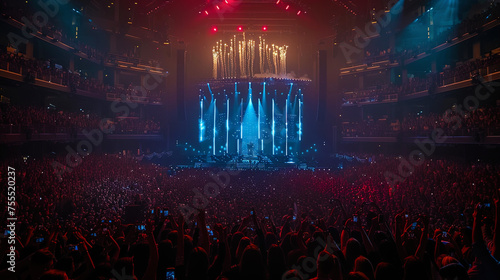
[192,154,308,170]
[197,77,311,157]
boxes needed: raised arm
[415,215,429,260]
[141,219,158,280]
[74,241,95,280]
[197,211,210,255]
[493,189,500,259]
[472,203,500,273]
[173,214,185,267]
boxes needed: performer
[247,142,254,156]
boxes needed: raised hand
[146,219,154,234]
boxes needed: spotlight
[297,10,301,15]
[216,5,220,10]
[276,0,280,4]
[212,26,218,32]
[237,26,243,31]
[262,26,268,31]
[204,10,208,15]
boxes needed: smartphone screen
[353,215,358,223]
[411,222,417,230]
[166,269,175,280]
[137,225,146,231]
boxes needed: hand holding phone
[411,222,417,231]
[166,268,175,280]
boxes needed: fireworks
[212,33,288,79]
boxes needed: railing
[0,61,68,86]
[0,124,162,135]
[341,126,500,137]
[0,124,73,134]
[0,59,162,104]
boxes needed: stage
[197,77,311,157]
[192,154,308,170]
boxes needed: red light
[216,5,220,10]
[237,26,243,31]
[297,10,301,15]
[212,26,218,32]
[285,5,289,10]
[204,10,208,15]
[262,26,268,31]
[276,0,280,4]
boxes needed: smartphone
[151,209,154,214]
[250,208,254,215]
[208,230,213,236]
[137,225,146,231]
[166,268,175,280]
[442,232,448,238]
[265,216,269,220]
[353,215,358,223]
[90,233,97,237]
[164,210,169,217]
[4,230,10,236]
[36,237,44,243]
[405,214,409,218]
[68,245,78,251]
[411,222,417,230]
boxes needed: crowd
[0,50,165,103]
[341,106,500,138]
[342,2,500,104]
[438,55,500,86]
[0,0,106,61]
[360,2,500,65]
[400,107,500,137]
[0,153,498,280]
[342,53,500,105]
[0,105,162,135]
